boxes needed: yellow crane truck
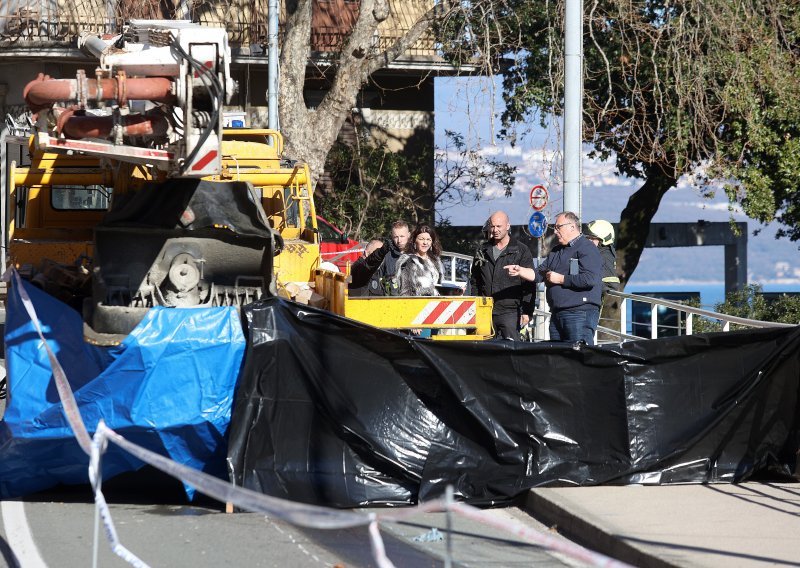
[3,21,492,342]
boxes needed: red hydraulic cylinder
[56,110,170,139]
[24,73,175,111]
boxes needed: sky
[434,76,800,296]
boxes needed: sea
[624,281,800,310]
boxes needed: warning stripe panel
[191,150,219,171]
[433,301,461,324]
[410,301,439,325]
[420,301,450,325]
[412,300,477,326]
[450,301,475,324]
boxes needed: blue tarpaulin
[0,278,245,498]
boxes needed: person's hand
[520,314,530,326]
[504,264,521,276]
[545,271,565,285]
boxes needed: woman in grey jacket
[396,224,444,297]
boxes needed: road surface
[0,479,590,567]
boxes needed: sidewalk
[525,482,800,567]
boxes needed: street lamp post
[563,0,582,219]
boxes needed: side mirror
[340,232,350,244]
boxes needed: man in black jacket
[470,211,535,339]
[368,220,410,296]
[348,239,386,296]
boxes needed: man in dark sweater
[348,239,387,297]
[470,211,535,340]
[367,220,410,296]
[505,211,602,345]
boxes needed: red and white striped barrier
[412,300,476,326]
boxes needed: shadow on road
[22,466,226,511]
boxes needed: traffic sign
[528,211,548,238]
[529,185,549,211]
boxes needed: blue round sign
[528,211,548,238]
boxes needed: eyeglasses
[554,223,574,232]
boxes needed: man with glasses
[470,211,535,340]
[504,211,602,345]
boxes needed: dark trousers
[549,306,600,346]
[493,311,520,340]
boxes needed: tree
[448,1,800,326]
[315,122,427,241]
[687,285,800,333]
[279,0,477,188]
[434,130,516,223]
[278,0,438,189]
[317,127,516,241]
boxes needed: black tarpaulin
[227,299,800,507]
[102,179,276,239]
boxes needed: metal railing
[600,290,796,343]
[0,0,437,56]
[528,290,796,344]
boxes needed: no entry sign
[529,185,549,211]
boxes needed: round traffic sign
[528,211,548,238]
[529,185,549,211]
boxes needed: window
[51,185,112,211]
[440,253,473,286]
[316,218,341,242]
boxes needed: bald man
[469,211,535,340]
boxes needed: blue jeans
[549,307,600,345]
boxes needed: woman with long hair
[396,224,443,297]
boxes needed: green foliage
[435,219,485,255]
[446,0,800,244]
[682,284,800,333]
[318,129,516,241]
[316,133,428,242]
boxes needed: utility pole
[563,0,582,218]
[267,0,279,131]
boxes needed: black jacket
[348,240,390,297]
[367,241,404,296]
[598,244,621,294]
[470,237,535,314]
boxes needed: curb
[523,489,678,568]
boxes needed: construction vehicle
[3,20,493,341]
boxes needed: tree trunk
[277,0,436,189]
[601,167,677,334]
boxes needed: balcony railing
[0,0,436,56]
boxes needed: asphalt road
[0,478,589,567]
